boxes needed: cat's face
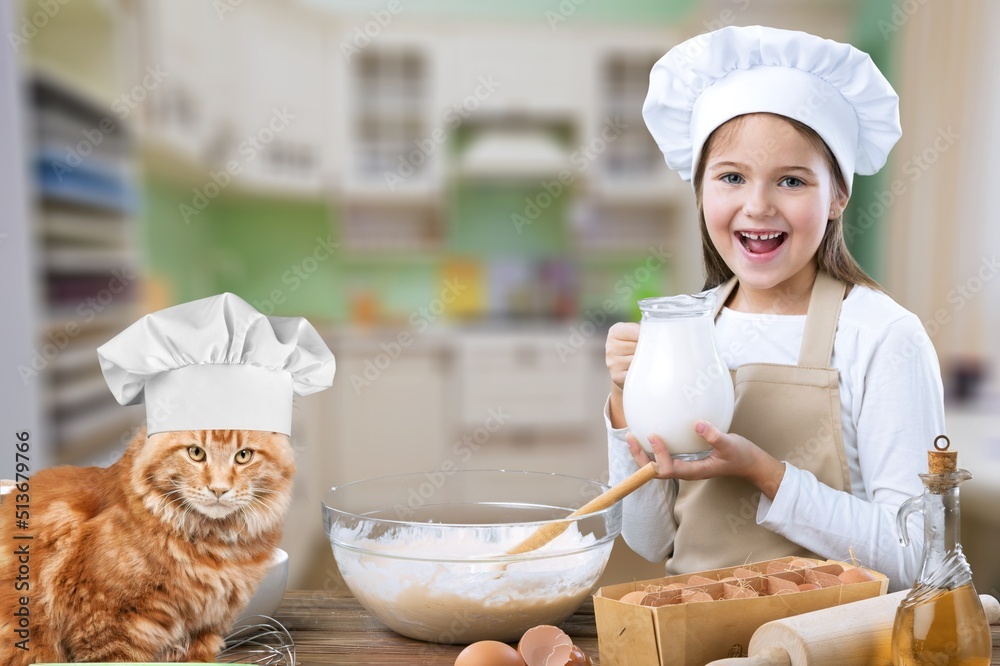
[133,430,295,537]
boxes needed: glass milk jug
[623,293,734,460]
[891,435,992,666]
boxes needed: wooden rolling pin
[707,590,1000,666]
[506,463,658,556]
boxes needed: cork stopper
[927,435,957,474]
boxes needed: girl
[605,25,944,592]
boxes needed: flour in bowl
[332,522,611,643]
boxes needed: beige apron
[667,270,853,575]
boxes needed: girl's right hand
[605,322,640,389]
[606,322,639,430]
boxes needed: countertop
[272,590,598,665]
[272,590,1000,665]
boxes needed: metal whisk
[217,615,296,666]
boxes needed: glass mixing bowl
[322,469,622,644]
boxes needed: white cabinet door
[219,4,327,194]
[139,1,327,193]
[140,0,223,161]
[330,347,450,485]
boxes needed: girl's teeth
[741,231,782,240]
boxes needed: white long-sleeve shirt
[607,284,946,592]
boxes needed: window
[600,53,662,179]
[353,50,428,179]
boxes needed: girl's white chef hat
[642,25,901,194]
[97,292,335,436]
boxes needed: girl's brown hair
[692,113,883,293]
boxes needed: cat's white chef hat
[97,293,335,436]
[642,25,901,194]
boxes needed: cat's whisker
[249,497,283,531]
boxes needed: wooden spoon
[506,462,659,556]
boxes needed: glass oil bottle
[891,435,992,665]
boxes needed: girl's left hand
[626,421,786,500]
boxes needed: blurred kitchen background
[1,0,998,594]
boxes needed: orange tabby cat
[0,428,295,664]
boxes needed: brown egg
[766,561,797,574]
[798,583,821,591]
[618,590,647,604]
[839,567,877,584]
[723,584,758,599]
[455,640,525,666]
[805,570,844,588]
[518,625,571,666]
[679,589,714,603]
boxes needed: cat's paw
[185,632,225,662]
[157,644,189,662]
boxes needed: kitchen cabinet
[217,3,327,194]
[334,30,439,198]
[327,336,452,485]
[134,0,223,164]
[138,0,327,194]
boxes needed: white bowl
[236,547,289,622]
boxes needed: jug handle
[896,494,923,547]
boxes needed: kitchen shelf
[572,197,680,252]
[55,405,142,466]
[46,372,109,411]
[28,70,144,463]
[39,205,131,246]
[339,200,445,252]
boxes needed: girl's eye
[187,446,206,462]
[780,176,805,188]
[721,173,744,185]
[235,449,254,465]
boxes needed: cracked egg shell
[455,640,526,666]
[518,625,571,666]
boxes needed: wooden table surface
[273,590,1000,665]
[272,590,598,665]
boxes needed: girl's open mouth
[738,230,787,255]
